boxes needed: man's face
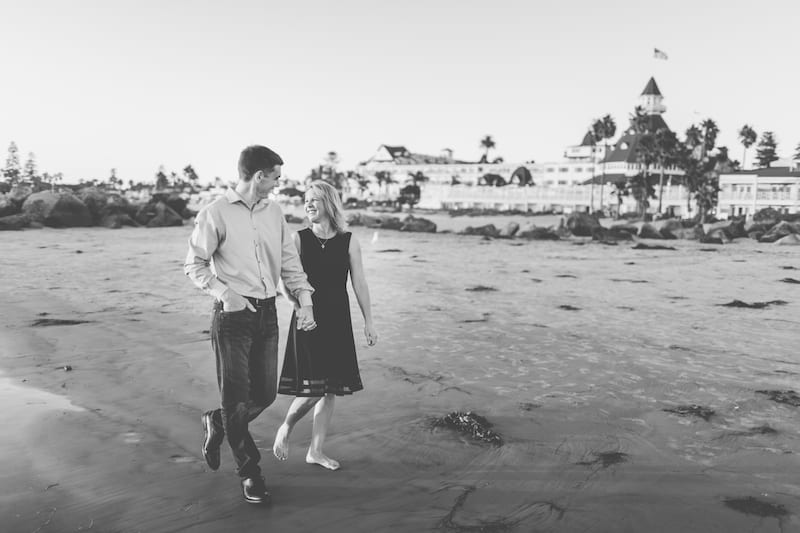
[256,165,281,198]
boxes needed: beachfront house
[717,162,800,219]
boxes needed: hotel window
[558,180,567,185]
[546,168,555,173]
[559,167,568,172]
[575,167,583,172]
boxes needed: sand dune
[1,220,799,532]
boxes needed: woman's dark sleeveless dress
[279,228,364,397]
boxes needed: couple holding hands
[184,145,377,504]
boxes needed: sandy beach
[2,216,799,532]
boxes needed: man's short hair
[238,145,284,181]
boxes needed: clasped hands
[295,305,317,331]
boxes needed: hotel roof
[733,166,800,177]
[603,114,670,164]
[641,77,662,96]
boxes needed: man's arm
[279,219,315,329]
[184,208,229,299]
[185,208,255,312]
[279,218,314,306]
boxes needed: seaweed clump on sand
[756,389,800,407]
[432,411,503,446]
[718,299,788,309]
[663,404,715,421]
[632,243,676,250]
[465,285,498,292]
[31,318,92,327]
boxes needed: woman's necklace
[312,228,335,250]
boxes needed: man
[185,145,316,504]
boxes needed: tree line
[583,112,797,222]
[1,141,217,194]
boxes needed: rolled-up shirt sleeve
[279,217,314,306]
[184,208,229,300]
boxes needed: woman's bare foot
[306,450,340,470]
[273,423,290,460]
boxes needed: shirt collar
[225,188,270,208]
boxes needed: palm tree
[632,133,658,217]
[738,124,757,170]
[479,135,496,163]
[596,114,616,211]
[653,128,679,214]
[681,124,703,215]
[587,124,602,213]
[701,120,719,154]
[680,120,721,223]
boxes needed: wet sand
[1,218,799,532]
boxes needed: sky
[1,0,799,184]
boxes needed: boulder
[77,187,132,224]
[670,225,704,240]
[461,224,500,238]
[100,212,139,229]
[400,215,436,233]
[359,214,383,228]
[8,184,33,207]
[518,226,560,240]
[747,230,764,241]
[22,191,92,227]
[346,213,363,226]
[378,216,404,230]
[744,221,773,234]
[592,226,634,242]
[758,221,800,243]
[726,218,747,238]
[702,219,746,240]
[565,212,601,237]
[154,192,189,219]
[753,207,781,225]
[702,228,731,244]
[77,186,109,223]
[652,219,683,239]
[497,221,520,238]
[776,233,800,246]
[135,200,183,227]
[638,223,663,239]
[0,195,19,217]
[0,213,31,231]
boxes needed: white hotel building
[355,78,687,214]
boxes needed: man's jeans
[210,298,278,478]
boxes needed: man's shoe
[241,476,270,504]
[201,410,224,471]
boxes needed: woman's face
[304,190,326,223]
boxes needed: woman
[273,180,378,470]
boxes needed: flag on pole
[654,48,668,60]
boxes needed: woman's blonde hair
[307,180,347,234]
